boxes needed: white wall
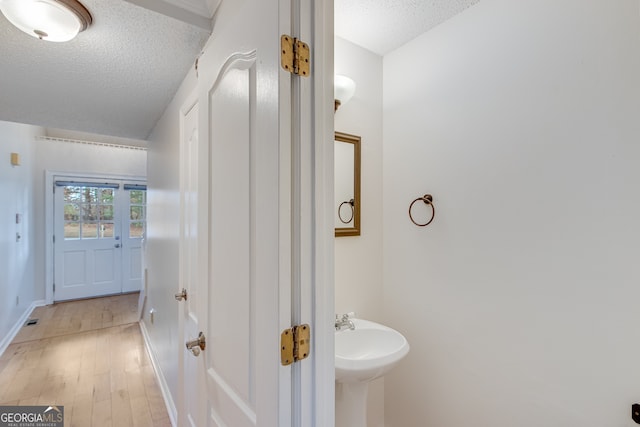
[335,36,384,323]
[383,1,640,426]
[144,64,197,414]
[32,138,147,301]
[0,121,41,347]
[334,37,385,426]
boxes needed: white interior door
[177,0,334,425]
[179,0,293,425]
[53,178,146,301]
[204,54,263,427]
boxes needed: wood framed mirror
[335,131,361,237]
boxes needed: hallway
[0,293,170,426]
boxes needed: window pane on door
[64,186,82,203]
[82,187,99,203]
[100,223,115,238]
[64,204,79,220]
[100,189,114,203]
[82,222,98,239]
[62,185,117,240]
[64,222,80,238]
[130,222,144,238]
[128,189,146,239]
[130,190,145,204]
[100,205,114,221]
[130,206,144,220]
[83,204,99,221]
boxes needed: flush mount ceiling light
[334,75,356,112]
[0,0,92,42]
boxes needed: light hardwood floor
[0,293,171,427]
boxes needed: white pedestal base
[335,381,369,427]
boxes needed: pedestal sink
[335,318,409,427]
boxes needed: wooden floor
[0,293,171,427]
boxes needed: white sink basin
[335,318,409,383]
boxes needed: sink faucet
[335,313,355,331]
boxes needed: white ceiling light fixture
[334,75,356,112]
[0,0,92,42]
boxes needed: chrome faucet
[335,313,355,331]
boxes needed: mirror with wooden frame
[335,131,361,237]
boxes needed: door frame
[177,87,198,427]
[44,170,146,304]
[308,0,336,423]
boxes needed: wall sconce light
[334,75,356,112]
[0,0,92,42]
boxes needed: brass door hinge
[281,324,310,365]
[280,35,310,77]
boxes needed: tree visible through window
[129,190,146,238]
[63,186,115,239]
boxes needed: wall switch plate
[10,152,19,166]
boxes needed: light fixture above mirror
[334,75,356,111]
[0,0,92,42]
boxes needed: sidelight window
[127,188,146,238]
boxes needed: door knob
[175,288,187,301]
[186,332,206,357]
[114,243,121,248]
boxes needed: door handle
[114,243,121,248]
[186,332,206,357]
[175,288,187,301]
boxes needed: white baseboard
[0,299,46,357]
[139,320,178,427]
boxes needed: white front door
[177,0,334,425]
[53,178,146,301]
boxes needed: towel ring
[409,194,435,227]
[338,199,355,224]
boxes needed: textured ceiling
[335,0,481,56]
[0,0,210,140]
[0,0,477,141]
[160,0,217,18]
